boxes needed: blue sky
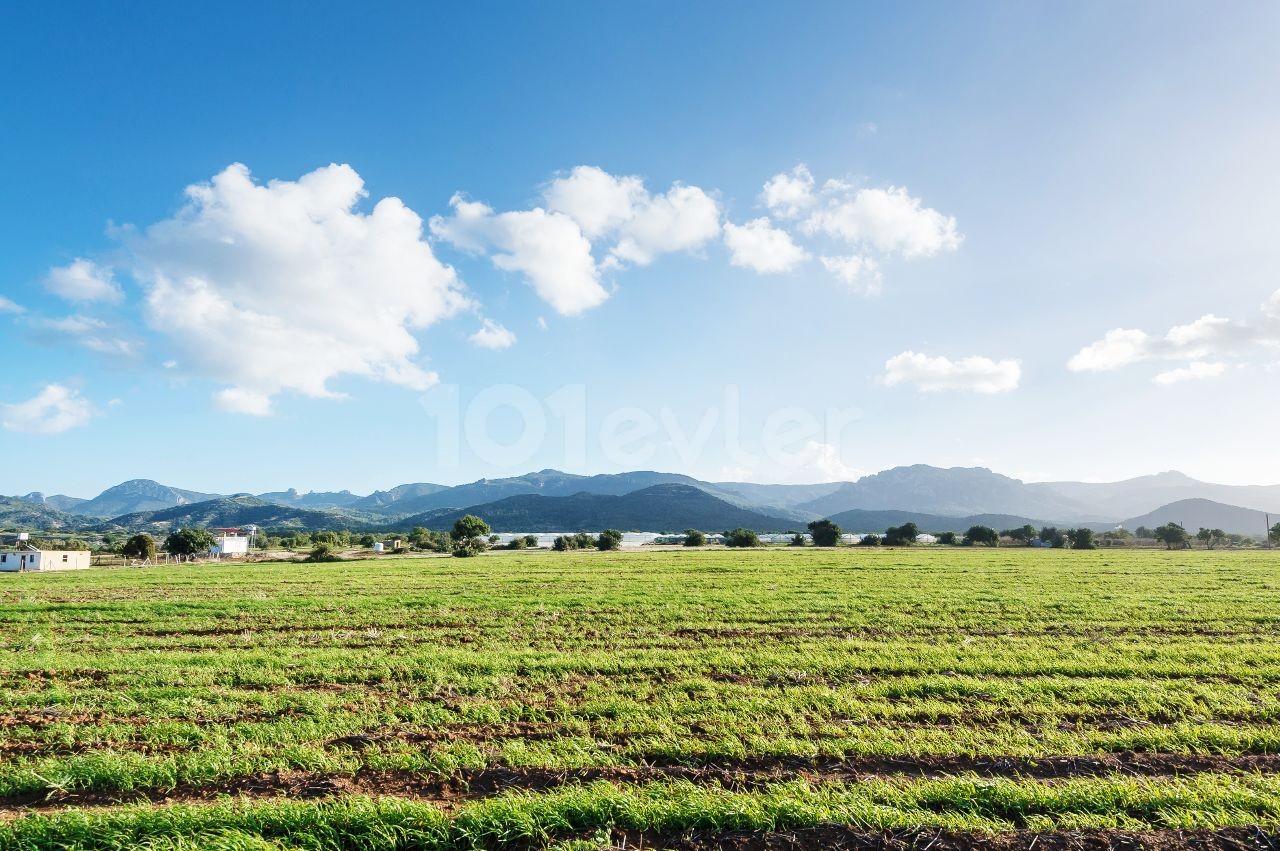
[2,1,1279,497]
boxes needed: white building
[209,528,253,557]
[0,535,91,572]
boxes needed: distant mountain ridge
[10,465,1280,534]
[1120,498,1277,536]
[400,484,796,533]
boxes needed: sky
[2,1,1279,498]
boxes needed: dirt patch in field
[4,751,1280,817]
[605,827,1278,851]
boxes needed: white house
[209,528,252,557]
[0,535,91,572]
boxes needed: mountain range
[6,466,1280,536]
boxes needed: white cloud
[797,440,865,482]
[431,195,606,316]
[1068,289,1280,374]
[469,318,517,350]
[1,384,97,434]
[802,186,962,258]
[120,163,469,414]
[608,183,721,266]
[213,387,273,416]
[435,167,721,313]
[45,259,123,303]
[761,165,816,219]
[758,166,960,293]
[820,255,882,295]
[0,296,24,314]
[35,314,140,359]
[883,351,1021,394]
[1153,361,1226,385]
[723,218,809,274]
[543,166,646,239]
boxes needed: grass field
[1,547,1279,849]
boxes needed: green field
[2,547,1279,849]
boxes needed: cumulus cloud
[802,186,962,258]
[469,318,517,350]
[820,255,882,295]
[435,166,721,313]
[0,296,24,314]
[542,165,646,239]
[761,165,816,219]
[605,183,721,266]
[430,195,605,316]
[758,165,960,293]
[883,351,1021,394]
[1,384,97,434]
[723,218,809,274]
[1153,361,1226,385]
[45,258,123,303]
[1068,289,1280,374]
[119,163,469,414]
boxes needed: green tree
[597,529,623,551]
[1039,527,1066,548]
[724,528,760,548]
[963,525,999,547]
[859,533,881,546]
[552,535,573,552]
[1195,527,1228,549]
[451,536,488,558]
[1068,527,1096,550]
[451,515,491,541]
[936,531,958,546]
[1153,523,1191,550]
[1134,526,1154,539]
[1270,522,1280,546]
[884,522,919,546]
[807,519,842,547]
[165,528,215,558]
[358,534,376,548]
[522,535,540,548]
[683,529,706,547]
[121,533,157,561]
[789,533,806,546]
[1003,525,1037,544]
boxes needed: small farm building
[0,535,90,572]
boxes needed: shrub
[963,525,1000,547]
[683,529,706,547]
[859,534,881,546]
[724,528,760,548]
[884,522,919,546]
[122,533,157,561]
[597,529,623,551]
[304,544,341,563]
[807,519,842,547]
[789,533,806,547]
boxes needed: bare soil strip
[4,752,1280,817]
[602,826,1279,851]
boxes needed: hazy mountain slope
[12,492,89,512]
[257,489,363,509]
[801,465,1094,520]
[72,480,223,518]
[1121,498,1278,536]
[351,482,450,510]
[399,484,796,533]
[380,470,743,516]
[828,508,1059,534]
[95,496,374,533]
[709,481,841,514]
[0,498,84,531]
[1043,471,1280,519]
